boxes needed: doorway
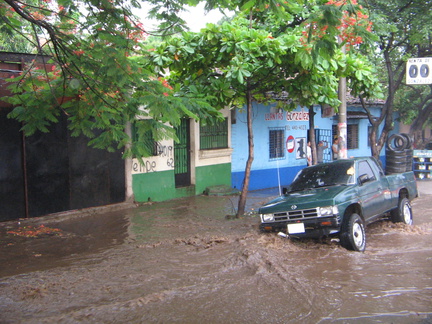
[315,128,333,163]
[174,119,191,187]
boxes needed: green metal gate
[174,119,191,187]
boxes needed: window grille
[347,124,359,149]
[333,124,359,150]
[269,128,285,159]
[200,118,228,150]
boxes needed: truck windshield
[289,161,355,192]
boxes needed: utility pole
[338,77,347,159]
[338,43,348,159]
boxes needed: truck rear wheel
[391,197,413,225]
[340,213,366,252]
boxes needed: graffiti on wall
[132,143,174,174]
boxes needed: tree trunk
[410,101,432,148]
[308,106,317,164]
[366,49,396,160]
[236,89,254,217]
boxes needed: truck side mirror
[282,187,288,195]
[358,174,376,185]
[358,174,369,185]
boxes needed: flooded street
[1,183,432,323]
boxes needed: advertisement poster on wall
[296,137,307,160]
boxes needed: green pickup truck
[259,156,418,252]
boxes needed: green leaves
[0,0,385,158]
[144,1,382,114]
[1,0,233,157]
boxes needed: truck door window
[358,161,375,183]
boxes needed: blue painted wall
[231,103,394,191]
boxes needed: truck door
[357,160,388,221]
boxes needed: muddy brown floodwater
[1,183,432,323]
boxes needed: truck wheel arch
[343,204,364,222]
[397,188,409,200]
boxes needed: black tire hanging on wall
[405,148,414,171]
[385,133,414,174]
[400,133,414,172]
[400,133,414,148]
[386,149,407,162]
[386,134,408,152]
[385,148,407,174]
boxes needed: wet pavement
[0,187,281,279]
[0,181,431,323]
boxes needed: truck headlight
[261,214,274,222]
[319,206,338,216]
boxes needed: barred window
[200,118,228,150]
[132,120,158,156]
[269,128,285,159]
[347,124,359,149]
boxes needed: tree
[0,0,221,157]
[396,85,432,147]
[359,0,432,153]
[145,0,381,216]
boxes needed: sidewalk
[417,179,432,196]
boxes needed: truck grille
[273,208,319,221]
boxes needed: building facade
[131,108,233,202]
[231,102,395,192]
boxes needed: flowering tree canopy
[0,0,384,162]
[0,0,221,157]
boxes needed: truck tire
[390,197,413,225]
[385,145,412,174]
[405,149,413,171]
[400,133,414,149]
[340,213,366,252]
[386,134,408,152]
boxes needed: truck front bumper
[260,216,340,238]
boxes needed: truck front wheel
[340,213,366,252]
[391,197,413,225]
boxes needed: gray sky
[179,3,228,32]
[140,3,230,33]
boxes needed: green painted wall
[132,163,232,202]
[195,163,231,194]
[133,170,175,202]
